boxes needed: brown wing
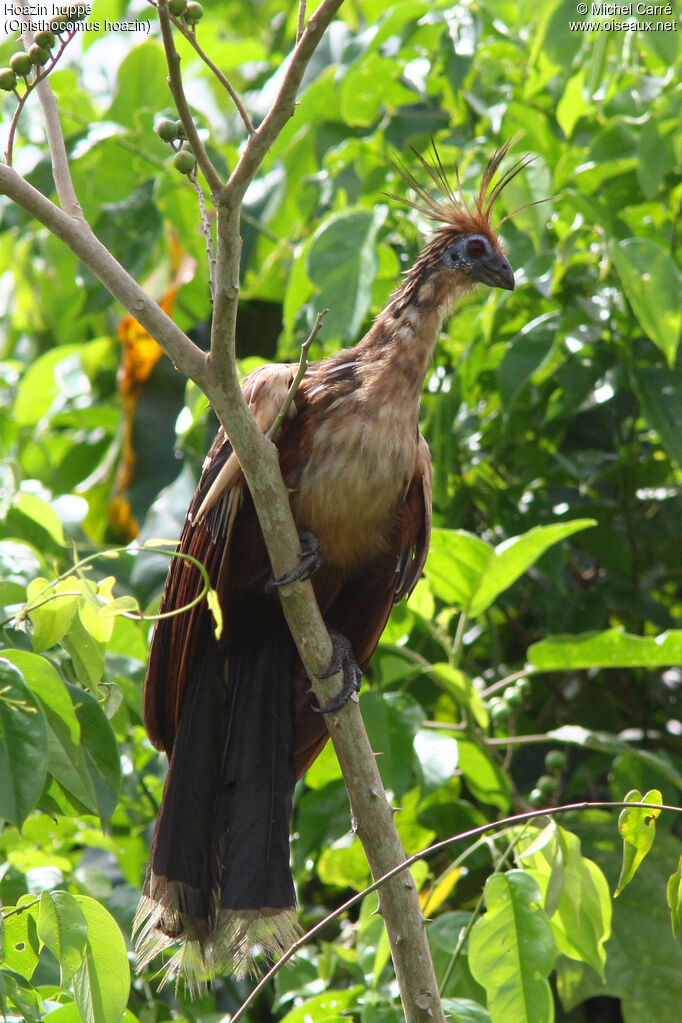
[142,363,296,755]
[292,434,432,778]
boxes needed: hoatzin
[134,141,526,988]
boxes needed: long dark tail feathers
[135,603,300,992]
[133,882,300,993]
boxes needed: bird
[133,140,528,990]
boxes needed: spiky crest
[391,138,533,244]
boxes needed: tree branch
[220,0,345,207]
[0,166,208,389]
[157,0,224,194]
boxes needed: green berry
[169,0,187,13]
[184,1,204,21]
[536,774,559,795]
[0,67,18,91]
[490,700,511,726]
[181,140,193,152]
[529,788,545,808]
[504,685,523,709]
[28,44,50,66]
[516,677,532,696]
[544,749,568,772]
[34,29,56,48]
[9,52,33,77]
[156,118,180,142]
[173,150,195,174]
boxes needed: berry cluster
[168,0,204,25]
[155,119,196,175]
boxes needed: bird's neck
[352,271,465,407]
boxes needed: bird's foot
[266,529,322,591]
[314,628,363,714]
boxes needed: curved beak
[474,252,515,292]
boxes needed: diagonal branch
[0,165,208,389]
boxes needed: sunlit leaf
[615,788,663,896]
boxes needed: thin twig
[157,0,224,193]
[171,19,255,135]
[481,665,538,699]
[231,798,679,1023]
[267,309,327,441]
[297,0,307,41]
[220,0,346,207]
[191,171,216,301]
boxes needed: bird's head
[392,140,532,311]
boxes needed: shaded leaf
[0,660,48,828]
[610,238,681,367]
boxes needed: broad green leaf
[71,896,129,1023]
[414,729,459,793]
[0,968,41,1022]
[427,664,489,728]
[615,789,663,896]
[25,577,81,653]
[426,521,594,617]
[441,999,493,1023]
[468,520,595,617]
[279,986,364,1023]
[517,826,611,978]
[457,739,511,812]
[106,41,169,127]
[631,365,682,468]
[556,69,589,138]
[557,824,682,1021]
[13,345,80,426]
[38,891,88,985]
[305,207,385,342]
[610,238,682,367]
[14,492,65,546]
[424,529,491,608]
[360,690,423,799]
[529,628,682,670]
[339,53,415,126]
[547,724,682,790]
[2,897,40,980]
[62,615,106,689]
[1,650,97,813]
[318,835,372,892]
[0,660,48,827]
[67,685,121,826]
[666,855,682,937]
[469,871,556,1023]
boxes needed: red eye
[467,238,486,259]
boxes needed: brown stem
[267,309,328,441]
[172,19,255,135]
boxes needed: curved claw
[314,629,362,714]
[266,529,322,591]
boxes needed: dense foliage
[1,1,682,1021]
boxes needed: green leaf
[279,986,364,1023]
[469,520,595,617]
[529,628,682,669]
[0,968,41,1022]
[517,825,611,979]
[106,41,169,127]
[2,897,40,980]
[1,649,97,813]
[305,207,385,342]
[13,493,65,546]
[631,365,682,468]
[615,788,663,896]
[25,577,80,653]
[427,664,489,728]
[0,659,48,828]
[38,891,88,985]
[67,685,121,826]
[610,238,682,367]
[13,345,81,427]
[469,870,556,1023]
[360,690,423,799]
[61,615,106,689]
[441,999,493,1023]
[666,854,682,937]
[457,739,511,812]
[71,896,130,1023]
